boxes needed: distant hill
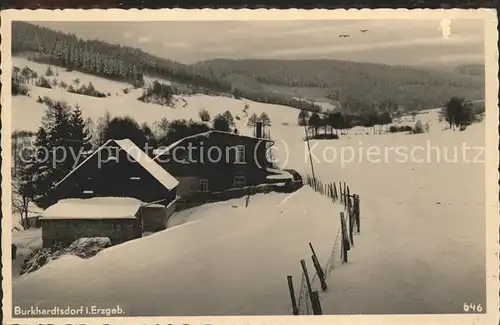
[12,21,484,114]
[455,64,485,77]
[193,59,484,111]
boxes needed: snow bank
[13,187,344,316]
[42,197,143,220]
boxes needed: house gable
[53,139,178,203]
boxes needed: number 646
[463,303,483,312]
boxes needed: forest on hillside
[194,59,484,111]
[12,22,484,114]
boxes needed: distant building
[153,124,291,196]
[41,197,143,248]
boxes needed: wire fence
[287,174,362,315]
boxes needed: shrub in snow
[412,120,425,134]
[138,81,175,106]
[20,237,111,275]
[199,109,211,122]
[12,77,30,96]
[67,81,107,98]
[389,125,413,133]
[59,80,68,89]
[45,66,54,77]
[36,76,52,89]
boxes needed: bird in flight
[339,34,350,38]
[360,29,369,33]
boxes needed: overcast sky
[33,19,485,67]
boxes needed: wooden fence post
[339,182,343,205]
[343,182,347,206]
[300,259,320,315]
[347,186,351,209]
[309,242,327,291]
[311,291,323,315]
[333,182,338,201]
[287,276,299,315]
[348,206,354,246]
[340,212,349,263]
[355,194,360,233]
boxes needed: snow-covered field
[10,57,488,315]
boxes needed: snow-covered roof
[266,168,293,181]
[153,130,274,160]
[114,139,179,190]
[42,197,143,220]
[55,139,179,191]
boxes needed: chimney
[255,121,263,138]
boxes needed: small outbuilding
[41,197,143,248]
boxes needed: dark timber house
[43,139,180,247]
[152,126,292,197]
[53,139,179,204]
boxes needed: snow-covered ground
[271,122,486,314]
[10,57,488,315]
[13,188,344,316]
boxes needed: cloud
[261,34,482,58]
[122,31,133,39]
[137,36,151,43]
[163,41,193,49]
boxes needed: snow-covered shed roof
[55,139,179,191]
[42,197,143,220]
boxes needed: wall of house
[175,182,300,212]
[139,205,166,232]
[156,133,274,195]
[175,177,201,196]
[41,218,141,248]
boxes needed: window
[106,147,119,162]
[200,179,209,192]
[234,176,246,189]
[234,145,245,164]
